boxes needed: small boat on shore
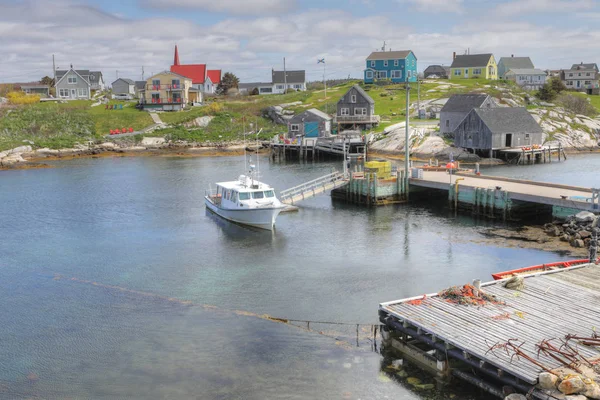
[491,258,596,280]
[204,167,285,231]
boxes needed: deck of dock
[410,170,599,217]
[379,263,600,397]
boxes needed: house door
[304,122,319,138]
[577,81,581,88]
[71,89,76,98]
[505,134,513,147]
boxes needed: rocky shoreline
[0,139,270,171]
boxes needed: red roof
[170,64,206,84]
[207,70,221,84]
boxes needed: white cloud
[397,0,464,13]
[494,0,595,16]
[142,0,296,15]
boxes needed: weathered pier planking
[379,263,600,397]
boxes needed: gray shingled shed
[454,107,543,153]
[440,94,496,136]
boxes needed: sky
[0,0,599,84]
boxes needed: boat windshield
[239,192,251,200]
[264,190,275,198]
[252,191,265,199]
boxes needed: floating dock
[379,263,600,399]
[270,135,366,161]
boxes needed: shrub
[557,94,597,117]
[7,91,41,105]
[206,102,223,114]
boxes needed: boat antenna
[243,117,247,182]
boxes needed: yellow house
[449,53,497,80]
[140,71,200,111]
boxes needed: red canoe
[491,258,596,280]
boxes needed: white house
[505,69,547,90]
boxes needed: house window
[355,108,367,116]
[340,108,350,116]
[151,93,160,102]
[173,92,182,102]
[407,70,412,78]
[454,69,461,76]
[366,71,373,79]
[473,68,482,75]
[587,73,591,76]
[384,60,388,67]
[351,95,356,103]
[569,73,573,77]
[68,76,77,84]
[260,87,273,93]
[171,79,180,89]
[585,81,591,85]
[394,60,399,66]
[391,70,402,78]
[293,84,301,89]
[276,85,284,90]
[59,88,69,97]
[465,69,469,75]
[370,61,375,68]
[445,120,449,128]
[578,73,582,76]
[78,88,87,97]
[377,71,387,79]
[290,124,299,131]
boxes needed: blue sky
[0,0,599,84]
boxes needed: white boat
[205,170,285,231]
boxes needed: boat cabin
[208,175,277,208]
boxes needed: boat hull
[491,258,594,280]
[204,197,283,231]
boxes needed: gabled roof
[472,107,542,134]
[148,70,192,81]
[170,64,207,84]
[424,65,450,74]
[450,54,494,68]
[307,108,332,121]
[366,50,413,60]
[570,63,599,72]
[207,70,221,84]
[505,68,546,76]
[441,94,491,113]
[55,68,91,87]
[272,70,305,84]
[112,78,135,85]
[499,57,534,70]
[135,81,146,90]
[88,71,103,82]
[341,85,374,105]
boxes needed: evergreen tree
[216,72,240,95]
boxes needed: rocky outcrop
[183,116,214,128]
[543,211,599,252]
[263,105,291,125]
[0,145,32,166]
[529,108,600,150]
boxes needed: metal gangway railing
[279,170,349,205]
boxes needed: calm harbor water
[0,153,598,399]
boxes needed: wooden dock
[410,170,599,219]
[270,135,366,161]
[379,263,600,398]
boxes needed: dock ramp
[280,170,348,205]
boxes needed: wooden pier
[270,135,366,161]
[379,263,600,399]
[409,170,599,220]
[497,144,567,165]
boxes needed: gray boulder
[575,211,596,223]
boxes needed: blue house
[364,50,417,84]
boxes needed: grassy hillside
[1,79,598,152]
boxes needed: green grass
[570,92,600,115]
[87,101,153,135]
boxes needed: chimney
[453,51,456,60]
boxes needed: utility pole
[323,60,327,113]
[404,76,410,200]
[417,76,421,118]
[52,54,56,87]
[141,66,144,81]
[283,57,287,95]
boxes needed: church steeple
[174,45,180,66]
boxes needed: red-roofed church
[170,45,221,94]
